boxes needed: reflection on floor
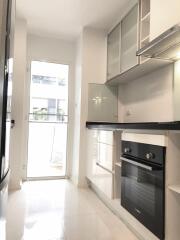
[6,180,139,240]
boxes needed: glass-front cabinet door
[107,1,139,81]
[121,4,139,72]
[107,24,121,80]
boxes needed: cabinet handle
[96,162,114,174]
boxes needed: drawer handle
[96,162,114,174]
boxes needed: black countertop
[86,121,180,130]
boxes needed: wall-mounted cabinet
[107,4,139,81]
[121,4,139,72]
[139,0,150,63]
[107,24,121,80]
[106,0,172,85]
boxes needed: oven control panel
[122,141,165,165]
[146,152,154,160]
[124,147,131,154]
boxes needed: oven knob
[124,148,131,153]
[146,152,154,160]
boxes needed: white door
[27,61,69,179]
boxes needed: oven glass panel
[121,160,164,239]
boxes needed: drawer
[92,165,113,199]
[98,131,114,145]
[99,143,114,171]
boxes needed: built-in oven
[121,140,166,240]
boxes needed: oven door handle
[120,157,153,171]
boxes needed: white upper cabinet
[139,0,150,63]
[121,4,139,72]
[106,0,173,85]
[107,3,139,81]
[107,24,121,80]
[150,0,180,41]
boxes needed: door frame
[22,58,73,181]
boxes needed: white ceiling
[16,0,135,40]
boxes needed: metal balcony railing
[29,113,68,124]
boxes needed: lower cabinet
[86,130,99,181]
[90,164,113,199]
[86,130,114,199]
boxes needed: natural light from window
[27,61,69,178]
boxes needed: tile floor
[6,180,139,240]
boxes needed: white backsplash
[118,64,174,122]
[88,84,118,122]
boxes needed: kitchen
[0,0,180,240]
[79,0,180,239]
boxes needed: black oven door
[121,157,164,240]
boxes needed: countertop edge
[86,121,180,130]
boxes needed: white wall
[109,0,137,33]
[71,36,82,185]
[79,28,107,186]
[9,18,27,190]
[118,64,174,122]
[71,27,107,186]
[81,28,107,85]
[27,35,75,64]
[150,0,180,40]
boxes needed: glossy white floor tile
[6,180,139,240]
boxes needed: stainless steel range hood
[136,24,180,61]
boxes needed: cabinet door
[94,165,113,199]
[107,24,121,80]
[86,130,114,199]
[150,0,180,41]
[98,143,114,171]
[86,130,99,182]
[98,131,114,171]
[94,139,114,199]
[98,130,114,145]
[121,4,139,72]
